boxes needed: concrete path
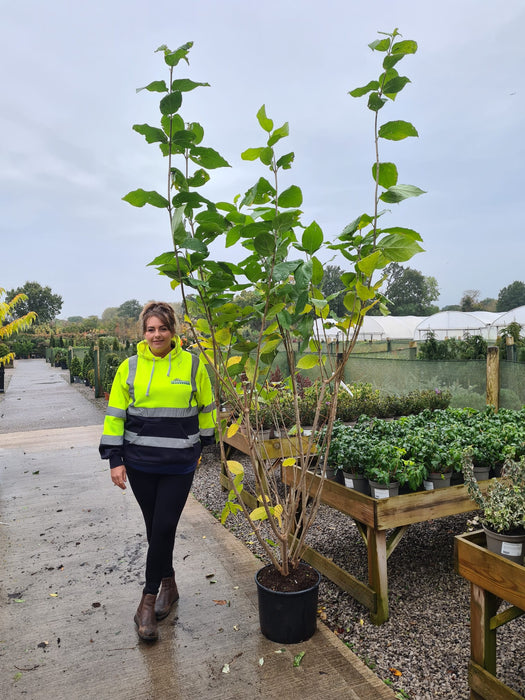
[0,360,394,700]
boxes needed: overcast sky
[2,0,524,319]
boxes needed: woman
[99,301,216,641]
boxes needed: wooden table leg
[367,526,389,624]
[469,582,499,699]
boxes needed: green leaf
[260,147,273,166]
[357,250,382,276]
[293,652,306,667]
[226,227,242,248]
[240,178,276,207]
[171,78,210,92]
[242,147,265,161]
[378,120,418,141]
[297,354,319,369]
[379,226,423,241]
[256,105,274,132]
[380,234,424,262]
[349,80,380,98]
[383,76,411,97]
[302,221,323,254]
[171,206,187,244]
[122,189,169,209]
[369,38,390,52]
[356,280,375,300]
[161,42,193,67]
[277,185,303,208]
[159,91,183,116]
[382,54,404,70]
[189,147,230,169]
[380,184,426,203]
[253,232,275,256]
[368,92,387,112]
[171,130,197,147]
[187,169,210,188]
[180,236,208,254]
[311,256,324,285]
[392,39,418,55]
[188,121,204,144]
[161,114,184,135]
[276,152,294,170]
[132,123,168,144]
[372,162,398,188]
[268,122,289,147]
[136,80,168,93]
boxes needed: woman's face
[144,315,173,357]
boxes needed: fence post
[486,345,499,410]
[94,346,102,398]
[409,340,417,360]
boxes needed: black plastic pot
[255,563,321,644]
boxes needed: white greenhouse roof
[413,311,501,340]
[488,305,525,332]
[314,316,426,341]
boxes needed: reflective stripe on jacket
[99,338,216,472]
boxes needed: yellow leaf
[389,667,402,677]
[226,460,244,475]
[215,328,232,346]
[282,458,296,467]
[49,593,58,597]
[273,504,283,528]
[226,355,242,368]
[249,506,268,521]
[227,424,240,438]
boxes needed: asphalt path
[0,360,394,700]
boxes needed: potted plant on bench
[462,454,525,565]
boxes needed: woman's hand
[111,465,127,490]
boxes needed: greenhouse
[412,310,502,341]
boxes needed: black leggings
[126,466,195,595]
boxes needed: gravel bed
[194,447,525,700]
[72,380,524,699]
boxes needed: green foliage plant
[125,33,424,577]
[463,454,525,534]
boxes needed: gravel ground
[69,379,525,700]
[193,448,525,700]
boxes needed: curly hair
[140,301,178,336]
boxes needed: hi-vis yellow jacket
[99,339,216,474]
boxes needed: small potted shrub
[463,454,525,564]
[70,356,83,383]
[365,442,424,498]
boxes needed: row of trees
[5,275,525,331]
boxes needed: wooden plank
[223,430,314,460]
[455,532,525,610]
[367,527,389,625]
[469,660,524,700]
[283,467,489,530]
[470,584,498,676]
[300,545,376,611]
[490,605,524,631]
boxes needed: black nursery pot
[255,563,321,644]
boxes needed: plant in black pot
[463,454,525,565]
[365,442,424,498]
[125,31,423,643]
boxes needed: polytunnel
[413,311,501,341]
[488,305,525,335]
[313,315,426,341]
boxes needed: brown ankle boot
[134,593,158,641]
[155,575,179,620]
